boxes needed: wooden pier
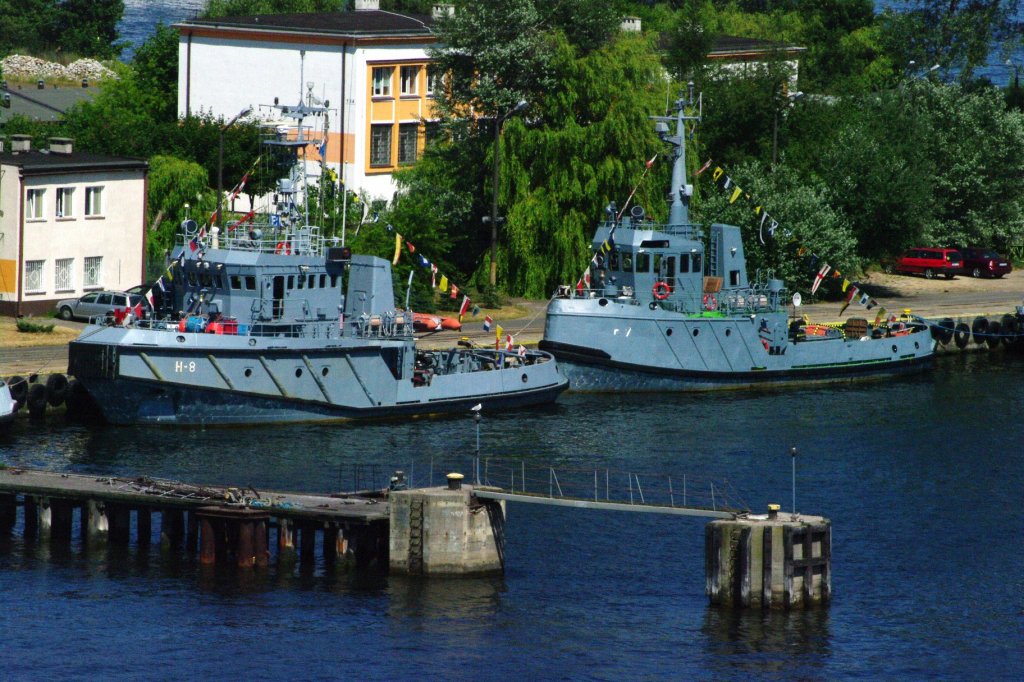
[0,468,389,571]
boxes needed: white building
[0,135,148,317]
[176,0,440,203]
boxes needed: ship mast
[653,82,701,227]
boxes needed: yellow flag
[842,279,850,292]
[439,275,448,293]
[712,167,724,181]
[392,233,402,265]
[729,187,743,204]
[754,205,762,215]
[495,324,503,341]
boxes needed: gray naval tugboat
[68,97,566,425]
[540,87,935,391]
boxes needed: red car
[958,247,1012,278]
[893,248,962,279]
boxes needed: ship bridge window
[331,275,339,288]
[609,249,619,270]
[230,275,242,289]
[636,253,650,273]
[680,254,690,273]
[200,274,213,288]
[621,253,633,271]
[309,274,316,289]
[640,240,669,248]
[693,253,703,273]
[730,270,741,286]
[287,275,294,289]
[319,274,327,288]
[653,254,662,274]
[187,271,197,286]
[297,275,305,289]
[245,276,256,290]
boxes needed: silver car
[56,291,143,321]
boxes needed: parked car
[56,291,146,321]
[893,247,962,279]
[957,247,1012,278]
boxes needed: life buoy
[761,338,770,352]
[703,294,717,311]
[275,241,291,255]
[652,281,670,300]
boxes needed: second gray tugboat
[540,86,935,391]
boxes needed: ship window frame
[287,275,294,289]
[319,274,327,288]
[609,249,619,270]
[297,274,305,289]
[693,253,703,273]
[230,275,242,289]
[308,274,315,289]
[680,254,690,273]
[729,270,741,286]
[245,276,256,290]
[635,253,650,273]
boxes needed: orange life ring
[703,294,717,311]
[275,241,291,255]
[652,281,670,300]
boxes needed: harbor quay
[0,466,830,609]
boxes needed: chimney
[0,140,4,153]
[10,134,31,153]
[621,16,641,32]
[432,3,454,18]
[49,137,74,155]
[354,0,379,10]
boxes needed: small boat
[540,86,935,391]
[66,80,567,425]
[412,312,462,332]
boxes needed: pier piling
[706,505,831,609]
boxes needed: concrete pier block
[199,517,217,565]
[277,518,296,564]
[83,499,108,544]
[706,507,831,609]
[37,497,52,537]
[389,484,506,576]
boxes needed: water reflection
[702,607,832,678]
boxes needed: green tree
[146,155,214,265]
[129,23,179,123]
[0,0,58,54]
[50,0,125,59]
[203,0,345,17]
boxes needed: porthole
[321,367,329,377]
[176,335,185,343]
[693,328,700,337]
[666,328,673,337]
[914,342,919,350]
[244,368,253,378]
[295,368,303,378]
[599,298,608,307]
[521,373,528,383]
[725,328,732,337]
[248,338,257,347]
[892,345,898,353]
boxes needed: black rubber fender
[45,373,69,407]
[939,317,954,344]
[8,375,27,404]
[953,323,970,349]
[971,317,989,344]
[27,382,47,418]
[1000,315,1018,347]
[986,320,1002,349]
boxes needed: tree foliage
[0,0,124,59]
[202,0,345,17]
[146,156,214,265]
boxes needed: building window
[400,66,419,96]
[25,260,44,292]
[398,123,419,165]
[372,67,393,97]
[56,187,74,218]
[26,189,44,220]
[426,65,438,96]
[55,258,73,291]
[85,186,104,216]
[84,256,102,287]
[370,124,392,167]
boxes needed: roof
[707,35,806,59]
[0,148,148,175]
[0,84,100,125]
[175,10,436,39]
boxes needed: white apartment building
[0,135,148,317]
[176,0,440,203]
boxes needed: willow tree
[499,32,666,297]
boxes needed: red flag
[450,284,459,300]
[645,155,657,168]
[505,334,513,351]
[458,295,471,321]
[406,241,416,253]
[695,158,712,176]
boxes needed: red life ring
[703,294,717,311]
[275,241,291,255]
[652,281,670,300]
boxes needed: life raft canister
[652,281,670,300]
[275,241,291,255]
[703,294,717,311]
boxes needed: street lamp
[217,106,252,228]
[489,99,528,288]
[772,90,803,168]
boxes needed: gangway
[472,488,737,519]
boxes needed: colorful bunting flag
[458,295,471,320]
[483,316,493,332]
[811,264,831,295]
[406,241,416,253]
[839,286,859,316]
[392,233,402,265]
[450,284,458,300]
[729,187,743,204]
[695,159,713,176]
[439,275,448,293]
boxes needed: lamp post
[489,99,528,288]
[772,90,803,168]
[217,106,252,228]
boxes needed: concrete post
[0,494,18,532]
[83,499,108,545]
[706,506,831,609]
[390,484,505,576]
[277,517,296,565]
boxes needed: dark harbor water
[1,352,1022,680]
